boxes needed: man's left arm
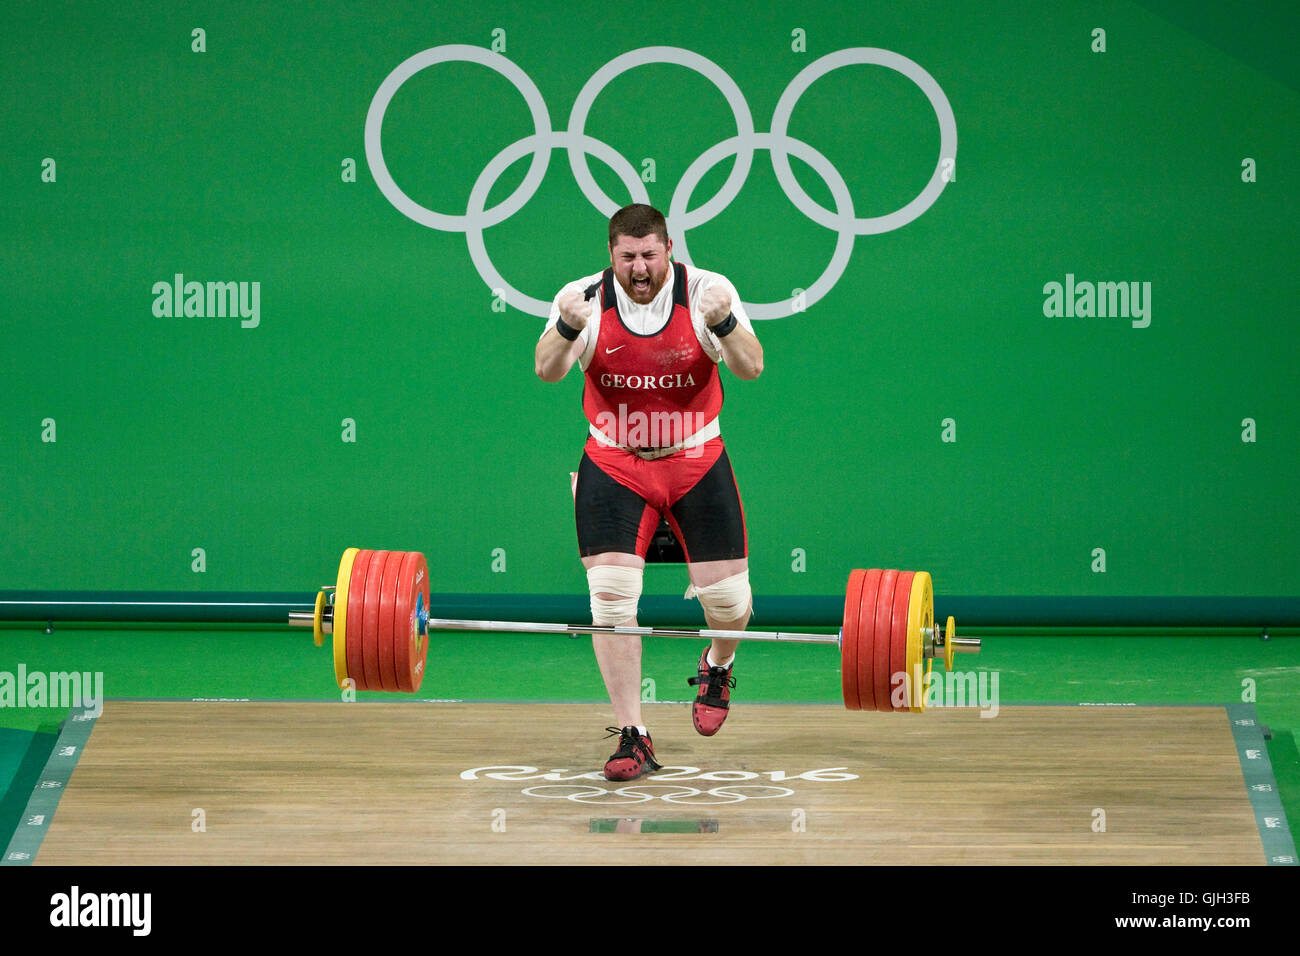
[699,282,763,380]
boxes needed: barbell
[288,548,981,713]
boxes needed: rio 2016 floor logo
[365,45,957,319]
[460,764,859,804]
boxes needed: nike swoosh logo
[605,346,625,354]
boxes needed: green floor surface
[0,725,59,849]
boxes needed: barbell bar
[288,548,981,712]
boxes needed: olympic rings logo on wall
[365,45,957,319]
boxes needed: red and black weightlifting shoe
[603,726,663,781]
[688,650,736,736]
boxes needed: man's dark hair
[608,203,669,248]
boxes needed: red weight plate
[346,549,372,690]
[840,570,865,710]
[361,549,389,693]
[394,551,429,693]
[889,570,916,712]
[391,551,418,693]
[376,549,404,693]
[872,569,898,712]
[856,569,883,712]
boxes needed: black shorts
[575,447,748,562]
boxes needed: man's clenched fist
[699,282,732,327]
[557,289,593,331]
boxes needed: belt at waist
[588,417,721,461]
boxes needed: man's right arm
[534,325,585,381]
[535,287,594,382]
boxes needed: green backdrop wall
[3,0,1296,604]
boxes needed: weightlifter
[534,203,764,780]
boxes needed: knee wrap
[685,570,752,623]
[587,565,644,626]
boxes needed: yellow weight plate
[944,615,957,672]
[312,589,326,648]
[333,548,359,688]
[906,571,933,712]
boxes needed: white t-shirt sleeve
[543,272,604,370]
[687,269,756,362]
